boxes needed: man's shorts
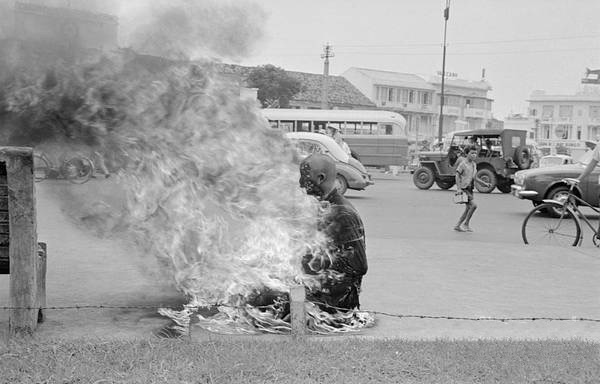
[462,187,474,202]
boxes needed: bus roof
[262,108,406,126]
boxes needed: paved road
[1,174,599,340]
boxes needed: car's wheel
[412,167,435,190]
[496,182,512,193]
[545,186,571,218]
[435,179,455,190]
[335,174,348,195]
[475,168,497,193]
[513,146,532,170]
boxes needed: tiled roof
[217,63,375,108]
[347,67,436,90]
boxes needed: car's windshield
[540,157,566,167]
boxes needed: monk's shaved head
[299,153,336,197]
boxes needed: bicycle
[521,178,600,247]
[33,151,95,184]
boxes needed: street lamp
[437,0,450,145]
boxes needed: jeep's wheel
[496,182,512,193]
[513,146,532,169]
[475,168,497,193]
[435,179,455,190]
[413,167,435,190]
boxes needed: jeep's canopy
[451,129,525,137]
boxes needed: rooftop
[345,67,436,90]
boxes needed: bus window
[385,124,393,135]
[269,121,279,129]
[297,121,311,132]
[279,121,294,132]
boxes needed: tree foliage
[246,64,302,108]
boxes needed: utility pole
[437,0,450,145]
[321,43,334,109]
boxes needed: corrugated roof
[348,67,435,90]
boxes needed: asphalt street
[1,173,599,340]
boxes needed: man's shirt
[456,159,476,189]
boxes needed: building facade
[528,88,600,151]
[342,67,494,142]
[428,76,493,134]
[342,68,436,142]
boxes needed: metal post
[437,0,450,144]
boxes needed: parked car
[285,132,374,194]
[511,150,596,217]
[538,154,574,168]
[412,129,533,193]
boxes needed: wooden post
[289,285,306,337]
[2,147,38,336]
[37,242,47,323]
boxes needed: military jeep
[412,129,532,193]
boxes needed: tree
[246,64,302,108]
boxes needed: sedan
[286,132,374,194]
[511,150,597,216]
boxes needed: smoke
[118,0,266,61]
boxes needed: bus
[262,109,408,167]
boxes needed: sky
[236,0,600,120]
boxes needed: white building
[342,68,437,142]
[428,75,493,133]
[342,67,494,142]
[527,88,600,151]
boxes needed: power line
[336,33,600,48]
[265,46,599,58]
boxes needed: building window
[422,92,429,105]
[577,126,582,140]
[388,88,394,102]
[558,105,573,120]
[408,90,414,103]
[530,108,537,116]
[542,105,554,119]
[590,106,600,119]
[465,98,471,107]
[554,124,570,139]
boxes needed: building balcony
[379,100,436,114]
[463,107,491,119]
[442,106,460,117]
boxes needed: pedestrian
[299,153,368,312]
[326,125,352,156]
[454,146,490,232]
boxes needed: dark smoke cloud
[119,0,266,61]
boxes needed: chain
[2,303,599,323]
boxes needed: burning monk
[299,153,368,312]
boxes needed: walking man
[454,146,490,232]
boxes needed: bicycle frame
[552,190,600,243]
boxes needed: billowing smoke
[118,0,266,61]
[0,1,374,334]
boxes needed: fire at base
[0,2,375,335]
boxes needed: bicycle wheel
[33,154,51,182]
[522,203,581,246]
[64,156,94,184]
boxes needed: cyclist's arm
[577,158,598,183]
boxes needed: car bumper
[511,184,538,199]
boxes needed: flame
[1,43,375,335]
